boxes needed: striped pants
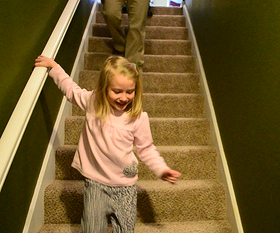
[82,179,137,233]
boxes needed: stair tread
[78,70,200,93]
[38,220,233,233]
[90,36,190,42]
[57,144,215,150]
[85,51,194,58]
[64,116,211,146]
[47,179,222,190]
[55,143,217,181]
[96,4,184,16]
[143,93,203,96]
[73,93,205,117]
[65,115,208,120]
[44,179,225,224]
[89,37,192,55]
[137,220,233,232]
[93,22,187,28]
[92,11,189,39]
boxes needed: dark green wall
[187,0,280,232]
[0,1,94,232]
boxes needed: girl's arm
[161,169,181,184]
[34,55,91,111]
[34,55,57,69]
[134,113,181,184]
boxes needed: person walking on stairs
[101,0,150,70]
[34,55,181,233]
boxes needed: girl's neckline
[111,108,125,117]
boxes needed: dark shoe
[122,5,127,13]
[112,49,124,56]
[148,6,153,17]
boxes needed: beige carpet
[38,5,234,233]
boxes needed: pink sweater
[49,65,169,186]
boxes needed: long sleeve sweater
[49,65,169,186]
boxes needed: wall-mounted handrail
[0,0,80,192]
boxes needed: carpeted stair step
[145,26,188,40]
[142,72,199,93]
[143,54,195,73]
[137,146,217,180]
[77,71,199,94]
[43,180,225,224]
[144,93,205,118]
[135,220,234,233]
[37,224,112,233]
[38,220,234,233]
[55,145,217,181]
[146,14,186,27]
[37,224,81,233]
[150,118,210,146]
[64,117,210,146]
[145,39,191,55]
[72,93,205,118]
[84,53,196,73]
[97,4,183,16]
[148,6,183,15]
[95,12,185,27]
[88,36,192,55]
[92,24,188,40]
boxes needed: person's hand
[161,169,181,184]
[34,55,57,69]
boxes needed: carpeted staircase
[38,5,234,233]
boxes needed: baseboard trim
[183,2,244,233]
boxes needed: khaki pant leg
[102,0,126,53]
[125,0,150,67]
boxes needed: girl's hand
[34,55,57,69]
[161,169,181,184]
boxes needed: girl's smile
[107,74,136,112]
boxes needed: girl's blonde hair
[90,56,143,120]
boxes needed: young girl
[34,55,181,233]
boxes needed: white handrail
[0,0,80,191]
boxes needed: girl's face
[107,73,136,112]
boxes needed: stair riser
[143,55,195,73]
[88,37,192,55]
[137,148,217,180]
[95,12,185,27]
[72,94,205,118]
[64,117,210,146]
[84,53,196,73]
[145,39,191,55]
[92,24,188,40]
[147,6,183,15]
[137,184,226,222]
[78,71,200,94]
[142,73,200,93]
[146,15,186,27]
[55,147,217,180]
[150,118,211,146]
[44,182,226,224]
[143,94,205,118]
